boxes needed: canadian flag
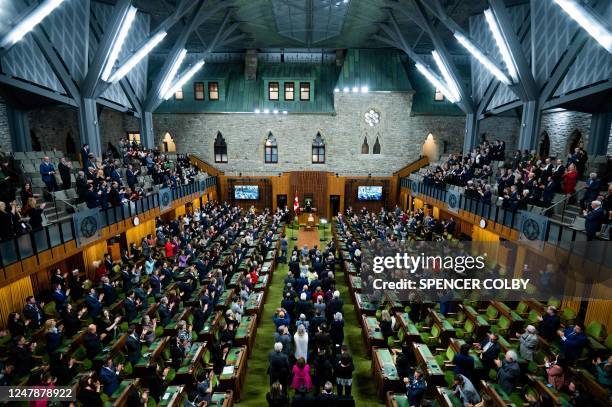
[293,191,300,215]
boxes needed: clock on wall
[133,216,140,226]
[479,218,487,229]
[364,109,380,127]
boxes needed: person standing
[58,158,72,190]
[40,157,58,193]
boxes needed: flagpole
[291,187,298,240]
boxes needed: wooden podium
[298,208,317,230]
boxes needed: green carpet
[239,225,381,405]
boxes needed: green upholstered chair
[527,310,540,324]
[484,305,499,323]
[456,318,475,340]
[586,321,606,341]
[122,362,133,375]
[420,324,441,347]
[491,315,511,335]
[547,299,561,309]
[515,301,529,316]
[165,367,176,383]
[561,308,577,325]
[604,334,612,351]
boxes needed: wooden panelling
[290,171,329,218]
[0,277,33,327]
[126,219,156,251]
[585,284,612,328]
[344,178,392,214]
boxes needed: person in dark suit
[80,144,91,169]
[9,336,35,376]
[83,324,103,360]
[584,200,606,241]
[85,288,103,318]
[85,183,99,209]
[126,164,139,191]
[169,337,187,369]
[559,324,588,362]
[542,177,556,207]
[100,277,117,307]
[52,284,69,312]
[475,333,501,370]
[125,326,142,366]
[581,173,601,209]
[496,350,521,394]
[99,357,123,396]
[158,297,173,326]
[23,296,44,329]
[149,270,162,296]
[268,342,290,388]
[44,319,63,355]
[40,156,58,192]
[58,158,72,190]
[315,381,338,406]
[123,291,139,322]
[452,343,475,381]
[538,306,561,341]
[405,370,427,407]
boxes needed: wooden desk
[110,378,139,407]
[158,385,186,407]
[210,391,234,407]
[348,275,362,296]
[94,333,127,363]
[385,392,408,407]
[219,346,247,401]
[245,291,264,319]
[362,315,386,353]
[569,368,609,407]
[491,301,525,334]
[412,343,444,387]
[228,272,244,288]
[199,311,222,342]
[355,293,377,319]
[436,387,463,407]
[395,312,421,344]
[253,273,269,292]
[164,306,192,336]
[429,309,456,346]
[135,336,169,374]
[372,347,401,400]
[235,315,257,356]
[480,381,517,407]
[175,341,208,383]
[215,289,235,311]
[459,304,490,341]
[528,374,571,406]
[383,292,403,311]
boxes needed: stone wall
[0,99,12,155]
[153,92,521,175]
[539,110,592,158]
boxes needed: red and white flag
[293,190,300,216]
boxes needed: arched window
[538,131,550,159]
[214,132,227,163]
[567,130,582,154]
[264,132,278,163]
[361,136,369,154]
[373,135,381,154]
[312,132,325,163]
[161,132,176,152]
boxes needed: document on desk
[222,365,235,375]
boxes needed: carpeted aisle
[238,225,381,405]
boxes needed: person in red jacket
[164,240,173,258]
[249,267,259,285]
[563,163,578,195]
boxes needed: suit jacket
[268,351,290,378]
[40,162,56,183]
[479,339,501,367]
[85,295,103,318]
[83,332,102,359]
[125,334,142,365]
[158,304,172,326]
[102,284,118,306]
[497,360,520,394]
[585,207,605,237]
[519,332,538,361]
[52,290,69,311]
[100,365,120,396]
[124,298,137,322]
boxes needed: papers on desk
[162,392,170,400]
[222,365,235,375]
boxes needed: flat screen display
[234,185,259,200]
[358,186,383,201]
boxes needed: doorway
[330,195,340,218]
[161,132,176,152]
[538,132,550,159]
[276,194,287,211]
[566,130,582,154]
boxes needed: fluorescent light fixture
[254,108,261,114]
[273,109,279,114]
[282,110,288,115]
[163,60,205,100]
[360,86,369,93]
[263,108,270,114]
[454,32,512,85]
[431,50,460,102]
[101,6,138,81]
[334,88,340,93]
[1,0,67,48]
[484,9,518,83]
[109,31,167,83]
[415,63,458,103]
[553,0,612,53]
[352,86,359,93]
[158,48,187,94]
[342,87,349,93]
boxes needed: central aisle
[239,225,380,405]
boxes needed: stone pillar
[140,111,154,149]
[463,112,479,153]
[77,98,102,158]
[586,111,611,175]
[517,100,541,152]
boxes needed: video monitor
[234,185,259,200]
[358,186,382,201]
